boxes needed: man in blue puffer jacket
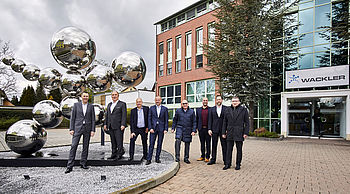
[172,100,196,164]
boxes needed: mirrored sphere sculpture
[5,120,47,155]
[33,100,63,128]
[93,104,105,126]
[11,59,26,73]
[50,26,96,73]
[1,55,15,66]
[60,73,85,96]
[38,68,62,90]
[111,51,146,87]
[60,96,80,119]
[22,64,40,81]
[86,65,113,93]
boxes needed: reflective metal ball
[5,120,47,155]
[38,68,62,90]
[22,64,40,81]
[1,55,15,66]
[60,73,85,96]
[111,51,146,87]
[93,103,105,126]
[50,26,96,73]
[11,59,26,73]
[86,65,113,93]
[33,100,63,128]
[60,96,80,119]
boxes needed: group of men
[65,91,249,174]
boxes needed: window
[197,3,207,15]
[167,62,172,75]
[159,84,181,105]
[161,23,167,32]
[176,36,181,60]
[159,64,164,76]
[159,42,164,76]
[196,54,203,68]
[167,39,172,62]
[169,18,176,29]
[208,22,215,46]
[177,14,185,24]
[186,58,192,71]
[176,60,181,73]
[186,32,191,57]
[186,9,195,20]
[186,79,215,102]
[196,28,203,54]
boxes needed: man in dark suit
[222,96,249,170]
[65,92,95,173]
[129,98,149,161]
[146,96,168,165]
[104,91,127,160]
[207,95,227,165]
[196,97,211,162]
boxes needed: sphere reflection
[86,65,113,93]
[33,100,63,128]
[11,59,26,73]
[1,55,15,66]
[22,64,40,81]
[38,68,62,90]
[60,96,80,119]
[60,73,85,96]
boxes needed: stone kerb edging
[114,161,180,194]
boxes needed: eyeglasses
[182,103,188,105]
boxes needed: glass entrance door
[288,100,312,136]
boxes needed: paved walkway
[1,128,350,193]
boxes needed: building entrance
[288,97,346,137]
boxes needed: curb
[113,161,180,194]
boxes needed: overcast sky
[0,0,198,97]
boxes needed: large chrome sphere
[60,96,80,119]
[86,65,113,93]
[1,55,15,66]
[93,103,105,126]
[111,51,146,87]
[50,26,96,73]
[22,64,40,81]
[60,73,85,96]
[33,100,63,128]
[5,120,47,155]
[38,68,62,90]
[11,59,26,73]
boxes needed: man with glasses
[172,100,196,163]
[222,96,249,170]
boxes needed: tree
[204,0,298,131]
[35,83,47,104]
[0,39,16,97]
[10,95,19,105]
[48,88,62,103]
[19,86,36,106]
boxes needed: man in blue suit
[146,96,168,165]
[129,98,149,161]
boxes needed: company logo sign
[286,65,349,89]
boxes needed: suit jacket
[196,106,210,132]
[104,100,127,130]
[208,105,227,134]
[222,104,250,141]
[130,106,149,133]
[148,105,168,132]
[70,102,96,133]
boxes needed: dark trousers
[226,140,243,167]
[67,128,91,168]
[211,132,227,164]
[110,129,124,157]
[175,139,190,160]
[199,129,211,159]
[147,129,164,161]
[129,127,148,159]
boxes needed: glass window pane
[160,87,166,97]
[271,95,281,118]
[167,97,174,104]
[314,44,330,52]
[196,94,205,102]
[207,94,214,101]
[186,83,195,95]
[299,53,313,69]
[196,81,205,94]
[299,33,313,47]
[314,51,330,67]
[259,119,270,131]
[175,97,181,103]
[300,46,313,54]
[187,95,195,103]
[285,55,298,71]
[259,98,270,118]
[175,85,181,96]
[315,4,330,30]
[299,2,314,10]
[299,8,314,34]
[161,98,166,104]
[315,0,330,6]
[206,79,215,93]
[284,13,298,36]
[167,86,174,97]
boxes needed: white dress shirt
[216,105,222,117]
[137,107,145,128]
[110,100,119,113]
[156,105,161,117]
[82,102,88,116]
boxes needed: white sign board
[286,65,349,89]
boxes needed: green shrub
[249,131,280,138]
[0,117,22,130]
[0,108,33,130]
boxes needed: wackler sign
[286,65,349,89]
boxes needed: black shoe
[207,160,215,165]
[141,156,147,161]
[223,165,230,170]
[80,165,89,169]
[65,168,72,174]
[145,160,151,165]
[117,155,123,160]
[235,165,241,170]
[128,157,133,161]
[155,159,161,163]
[107,156,116,160]
[184,159,191,164]
[175,158,180,162]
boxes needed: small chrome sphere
[111,51,146,87]
[22,64,40,81]
[11,59,26,73]
[60,96,80,119]
[60,73,85,96]
[38,68,62,90]
[93,103,105,126]
[86,65,113,93]
[1,55,15,66]
[5,120,47,155]
[33,100,63,128]
[50,26,96,73]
